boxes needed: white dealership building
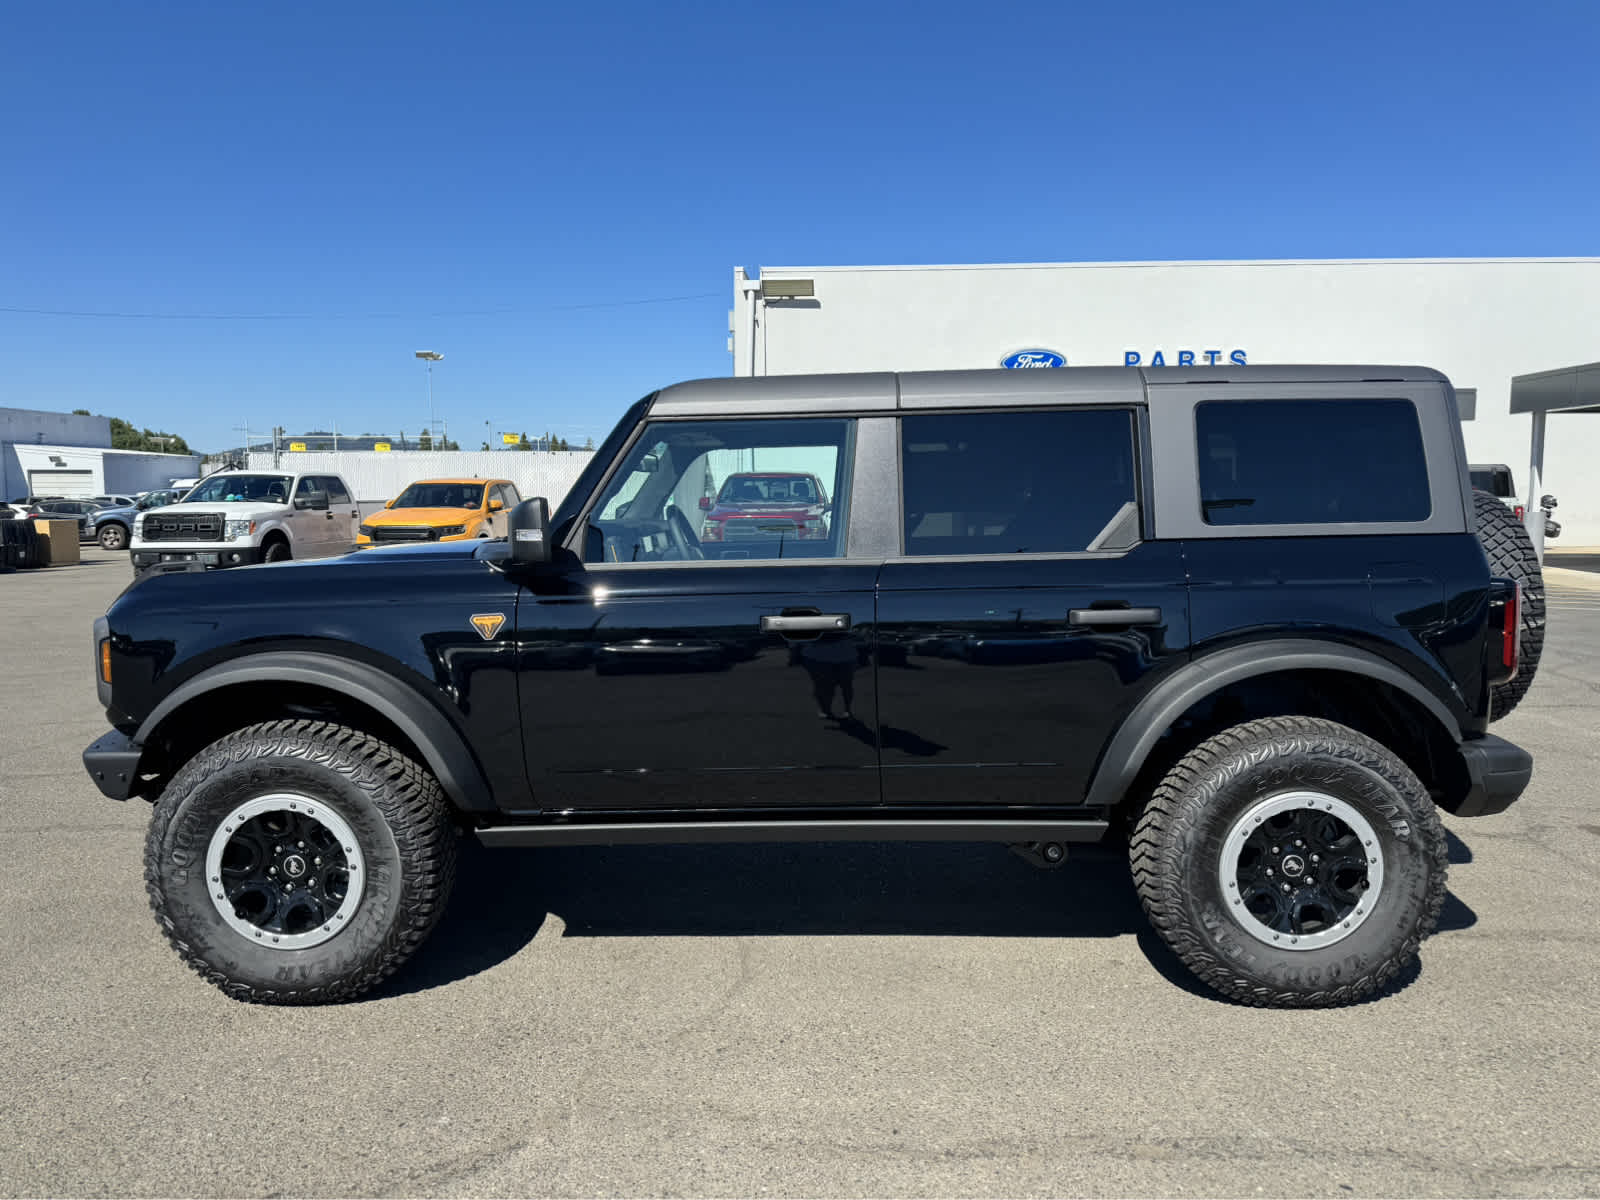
[731,258,1600,545]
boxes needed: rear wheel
[1132,716,1447,1007]
[1473,489,1544,718]
[145,720,456,1004]
[98,522,128,550]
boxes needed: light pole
[414,351,443,446]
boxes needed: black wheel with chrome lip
[145,720,456,1004]
[1132,716,1448,1008]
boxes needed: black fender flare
[1083,638,1465,811]
[134,650,493,810]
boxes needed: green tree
[418,430,434,451]
[72,408,91,416]
[106,416,193,456]
[514,431,532,452]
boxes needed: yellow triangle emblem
[470,613,506,641]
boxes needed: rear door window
[1196,399,1430,525]
[899,409,1139,556]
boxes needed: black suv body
[83,366,1534,1007]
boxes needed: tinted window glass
[503,483,522,505]
[900,409,1138,556]
[586,418,850,563]
[294,476,324,499]
[1197,399,1430,526]
[323,477,351,504]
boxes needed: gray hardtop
[650,365,1453,417]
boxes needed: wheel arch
[133,651,494,811]
[1086,639,1466,814]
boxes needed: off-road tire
[1472,489,1544,718]
[145,720,456,1004]
[263,538,291,563]
[1131,716,1448,1008]
[98,522,128,551]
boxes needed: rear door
[875,405,1190,807]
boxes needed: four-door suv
[85,366,1539,1009]
[128,469,359,573]
[357,478,521,547]
[698,471,831,546]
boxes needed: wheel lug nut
[1271,846,1279,854]
[268,867,276,875]
[1281,882,1291,892]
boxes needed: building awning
[1510,362,1600,415]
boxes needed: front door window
[584,419,851,564]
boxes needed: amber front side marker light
[99,640,112,684]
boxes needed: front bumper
[130,545,266,573]
[83,729,142,800]
[1454,733,1533,817]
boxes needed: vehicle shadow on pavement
[377,833,1480,1002]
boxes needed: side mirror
[384,499,395,509]
[510,497,551,566]
[489,498,505,512]
[698,496,712,511]
[1541,494,1558,510]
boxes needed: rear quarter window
[1196,398,1431,526]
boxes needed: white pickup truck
[128,469,360,575]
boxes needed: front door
[875,406,1190,807]
[514,415,883,812]
[291,476,335,557]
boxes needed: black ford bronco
[83,366,1541,1007]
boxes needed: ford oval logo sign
[1000,349,1066,369]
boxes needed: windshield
[1470,468,1514,498]
[392,482,485,509]
[184,474,293,504]
[716,474,819,505]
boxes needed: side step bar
[475,818,1108,849]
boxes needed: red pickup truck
[699,472,831,544]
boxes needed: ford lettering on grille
[142,512,224,542]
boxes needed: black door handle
[1069,606,1163,627]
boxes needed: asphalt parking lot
[3,549,1599,1198]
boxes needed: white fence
[247,450,594,510]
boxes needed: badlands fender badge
[470,613,506,641]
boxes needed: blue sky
[3,0,1597,452]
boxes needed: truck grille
[141,512,224,542]
[371,526,439,543]
[724,517,799,539]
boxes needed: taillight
[1513,505,1525,521]
[701,522,722,541]
[1499,583,1521,682]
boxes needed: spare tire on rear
[1473,489,1543,719]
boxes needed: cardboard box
[35,519,81,565]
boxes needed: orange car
[357,478,522,546]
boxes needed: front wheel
[145,720,456,1004]
[262,539,291,563]
[1131,716,1447,1007]
[98,522,127,550]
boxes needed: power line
[0,291,722,322]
